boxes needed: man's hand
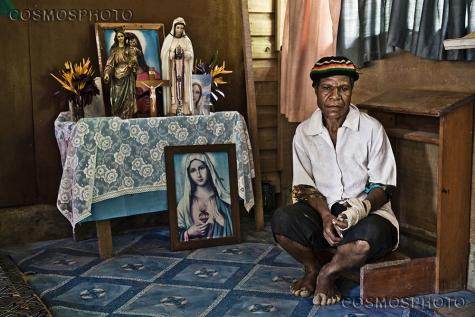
[332,216,348,238]
[339,198,371,229]
[321,213,342,246]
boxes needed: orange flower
[51,58,95,96]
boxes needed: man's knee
[271,206,295,233]
[352,240,371,255]
[274,233,288,244]
[339,239,370,256]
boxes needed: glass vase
[69,95,86,122]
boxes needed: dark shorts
[271,201,397,260]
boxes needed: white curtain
[280,0,341,122]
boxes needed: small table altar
[54,111,256,258]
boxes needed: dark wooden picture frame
[94,22,166,116]
[166,144,240,251]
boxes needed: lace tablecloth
[55,111,255,228]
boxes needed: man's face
[315,75,352,120]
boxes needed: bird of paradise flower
[50,58,100,119]
[51,58,96,95]
[209,61,233,102]
[194,52,233,104]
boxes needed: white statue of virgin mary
[161,17,194,115]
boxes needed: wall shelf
[386,128,439,145]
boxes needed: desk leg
[241,1,264,231]
[96,220,113,259]
[436,104,473,292]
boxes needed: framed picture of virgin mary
[191,74,212,115]
[95,23,165,116]
[165,144,240,251]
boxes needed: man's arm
[363,123,397,213]
[365,188,387,212]
[291,130,343,246]
[292,185,342,246]
[308,195,343,246]
[337,123,397,230]
[364,184,395,212]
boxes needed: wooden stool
[318,249,432,299]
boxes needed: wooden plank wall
[0,9,37,207]
[248,0,281,195]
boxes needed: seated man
[271,56,399,306]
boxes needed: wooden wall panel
[4,0,247,204]
[258,128,277,150]
[243,0,265,230]
[251,36,276,59]
[260,150,278,172]
[255,81,278,105]
[28,8,97,202]
[262,171,281,194]
[248,0,274,13]
[276,0,286,49]
[257,105,277,128]
[249,13,274,36]
[278,117,298,205]
[253,59,277,81]
[248,0,280,210]
[0,13,37,206]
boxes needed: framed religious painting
[191,74,212,115]
[95,23,165,116]
[165,144,240,251]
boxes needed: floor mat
[1,226,474,317]
[0,254,51,316]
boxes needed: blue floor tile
[3,226,474,317]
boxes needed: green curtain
[337,0,475,63]
[337,0,394,66]
[388,0,475,60]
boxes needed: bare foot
[313,266,341,305]
[290,269,318,298]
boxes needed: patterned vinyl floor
[1,226,475,317]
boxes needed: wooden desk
[357,89,474,297]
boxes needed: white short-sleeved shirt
[292,105,399,246]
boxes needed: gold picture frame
[95,23,166,116]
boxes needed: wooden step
[314,249,432,298]
[361,256,435,300]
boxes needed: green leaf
[208,50,219,68]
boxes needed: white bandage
[337,198,371,230]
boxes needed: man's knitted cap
[310,56,359,83]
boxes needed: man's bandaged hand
[337,198,371,230]
[332,217,348,238]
